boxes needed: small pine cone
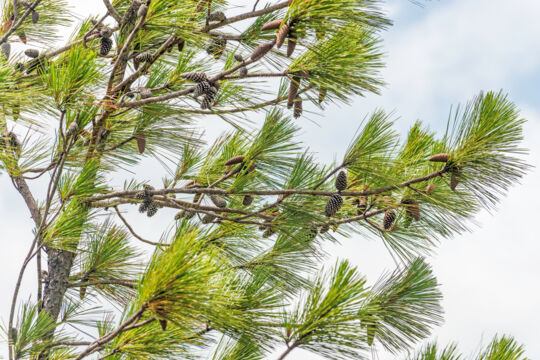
[401,198,420,221]
[159,319,167,331]
[383,209,396,230]
[242,195,254,206]
[239,66,248,77]
[335,170,348,192]
[234,53,244,62]
[1,42,10,59]
[135,52,152,63]
[100,27,113,38]
[325,194,343,217]
[137,4,148,17]
[450,171,460,191]
[31,10,39,24]
[262,227,276,238]
[286,37,296,57]
[320,224,330,234]
[175,210,194,220]
[425,183,436,194]
[24,48,39,58]
[146,203,158,217]
[251,41,274,61]
[276,23,290,48]
[193,81,211,97]
[139,201,149,213]
[66,122,79,138]
[177,39,185,52]
[200,92,214,109]
[357,198,367,215]
[287,78,299,108]
[207,11,226,22]
[139,87,152,99]
[100,37,113,56]
[429,153,450,162]
[17,31,27,44]
[15,62,24,72]
[207,37,226,59]
[136,133,146,154]
[210,194,227,208]
[318,88,327,104]
[293,95,302,118]
[225,155,245,166]
[135,191,146,200]
[201,213,216,224]
[261,19,283,31]
[181,72,207,82]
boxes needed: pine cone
[31,10,39,24]
[357,198,367,215]
[139,87,152,99]
[293,95,302,118]
[251,41,274,61]
[139,201,149,213]
[181,72,207,82]
[225,155,245,165]
[325,194,343,217]
[287,77,299,108]
[242,195,254,206]
[320,224,330,234]
[24,49,39,58]
[159,319,167,331]
[201,90,216,109]
[146,203,158,217]
[276,23,290,48]
[262,227,276,238]
[335,170,347,192]
[135,52,152,63]
[261,19,283,31]
[429,153,450,162]
[99,37,113,56]
[401,198,420,221]
[100,27,113,38]
[450,170,460,191]
[239,66,248,77]
[135,133,146,154]
[318,88,327,104]
[286,37,296,57]
[201,214,216,224]
[207,11,226,22]
[66,122,79,138]
[135,191,146,200]
[177,39,185,52]
[193,81,211,97]
[234,53,244,62]
[1,42,10,59]
[207,37,226,59]
[137,4,148,17]
[383,209,396,230]
[210,194,227,208]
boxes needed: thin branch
[102,0,122,23]
[73,307,146,360]
[114,206,166,247]
[69,279,136,289]
[0,0,43,44]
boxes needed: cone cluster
[242,195,254,206]
[137,185,158,217]
[207,11,226,22]
[100,37,113,56]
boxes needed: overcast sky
[0,0,539,359]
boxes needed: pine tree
[0,1,530,360]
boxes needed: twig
[0,0,43,44]
[102,0,122,23]
[114,206,166,247]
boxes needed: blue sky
[0,0,539,359]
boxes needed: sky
[0,0,539,359]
